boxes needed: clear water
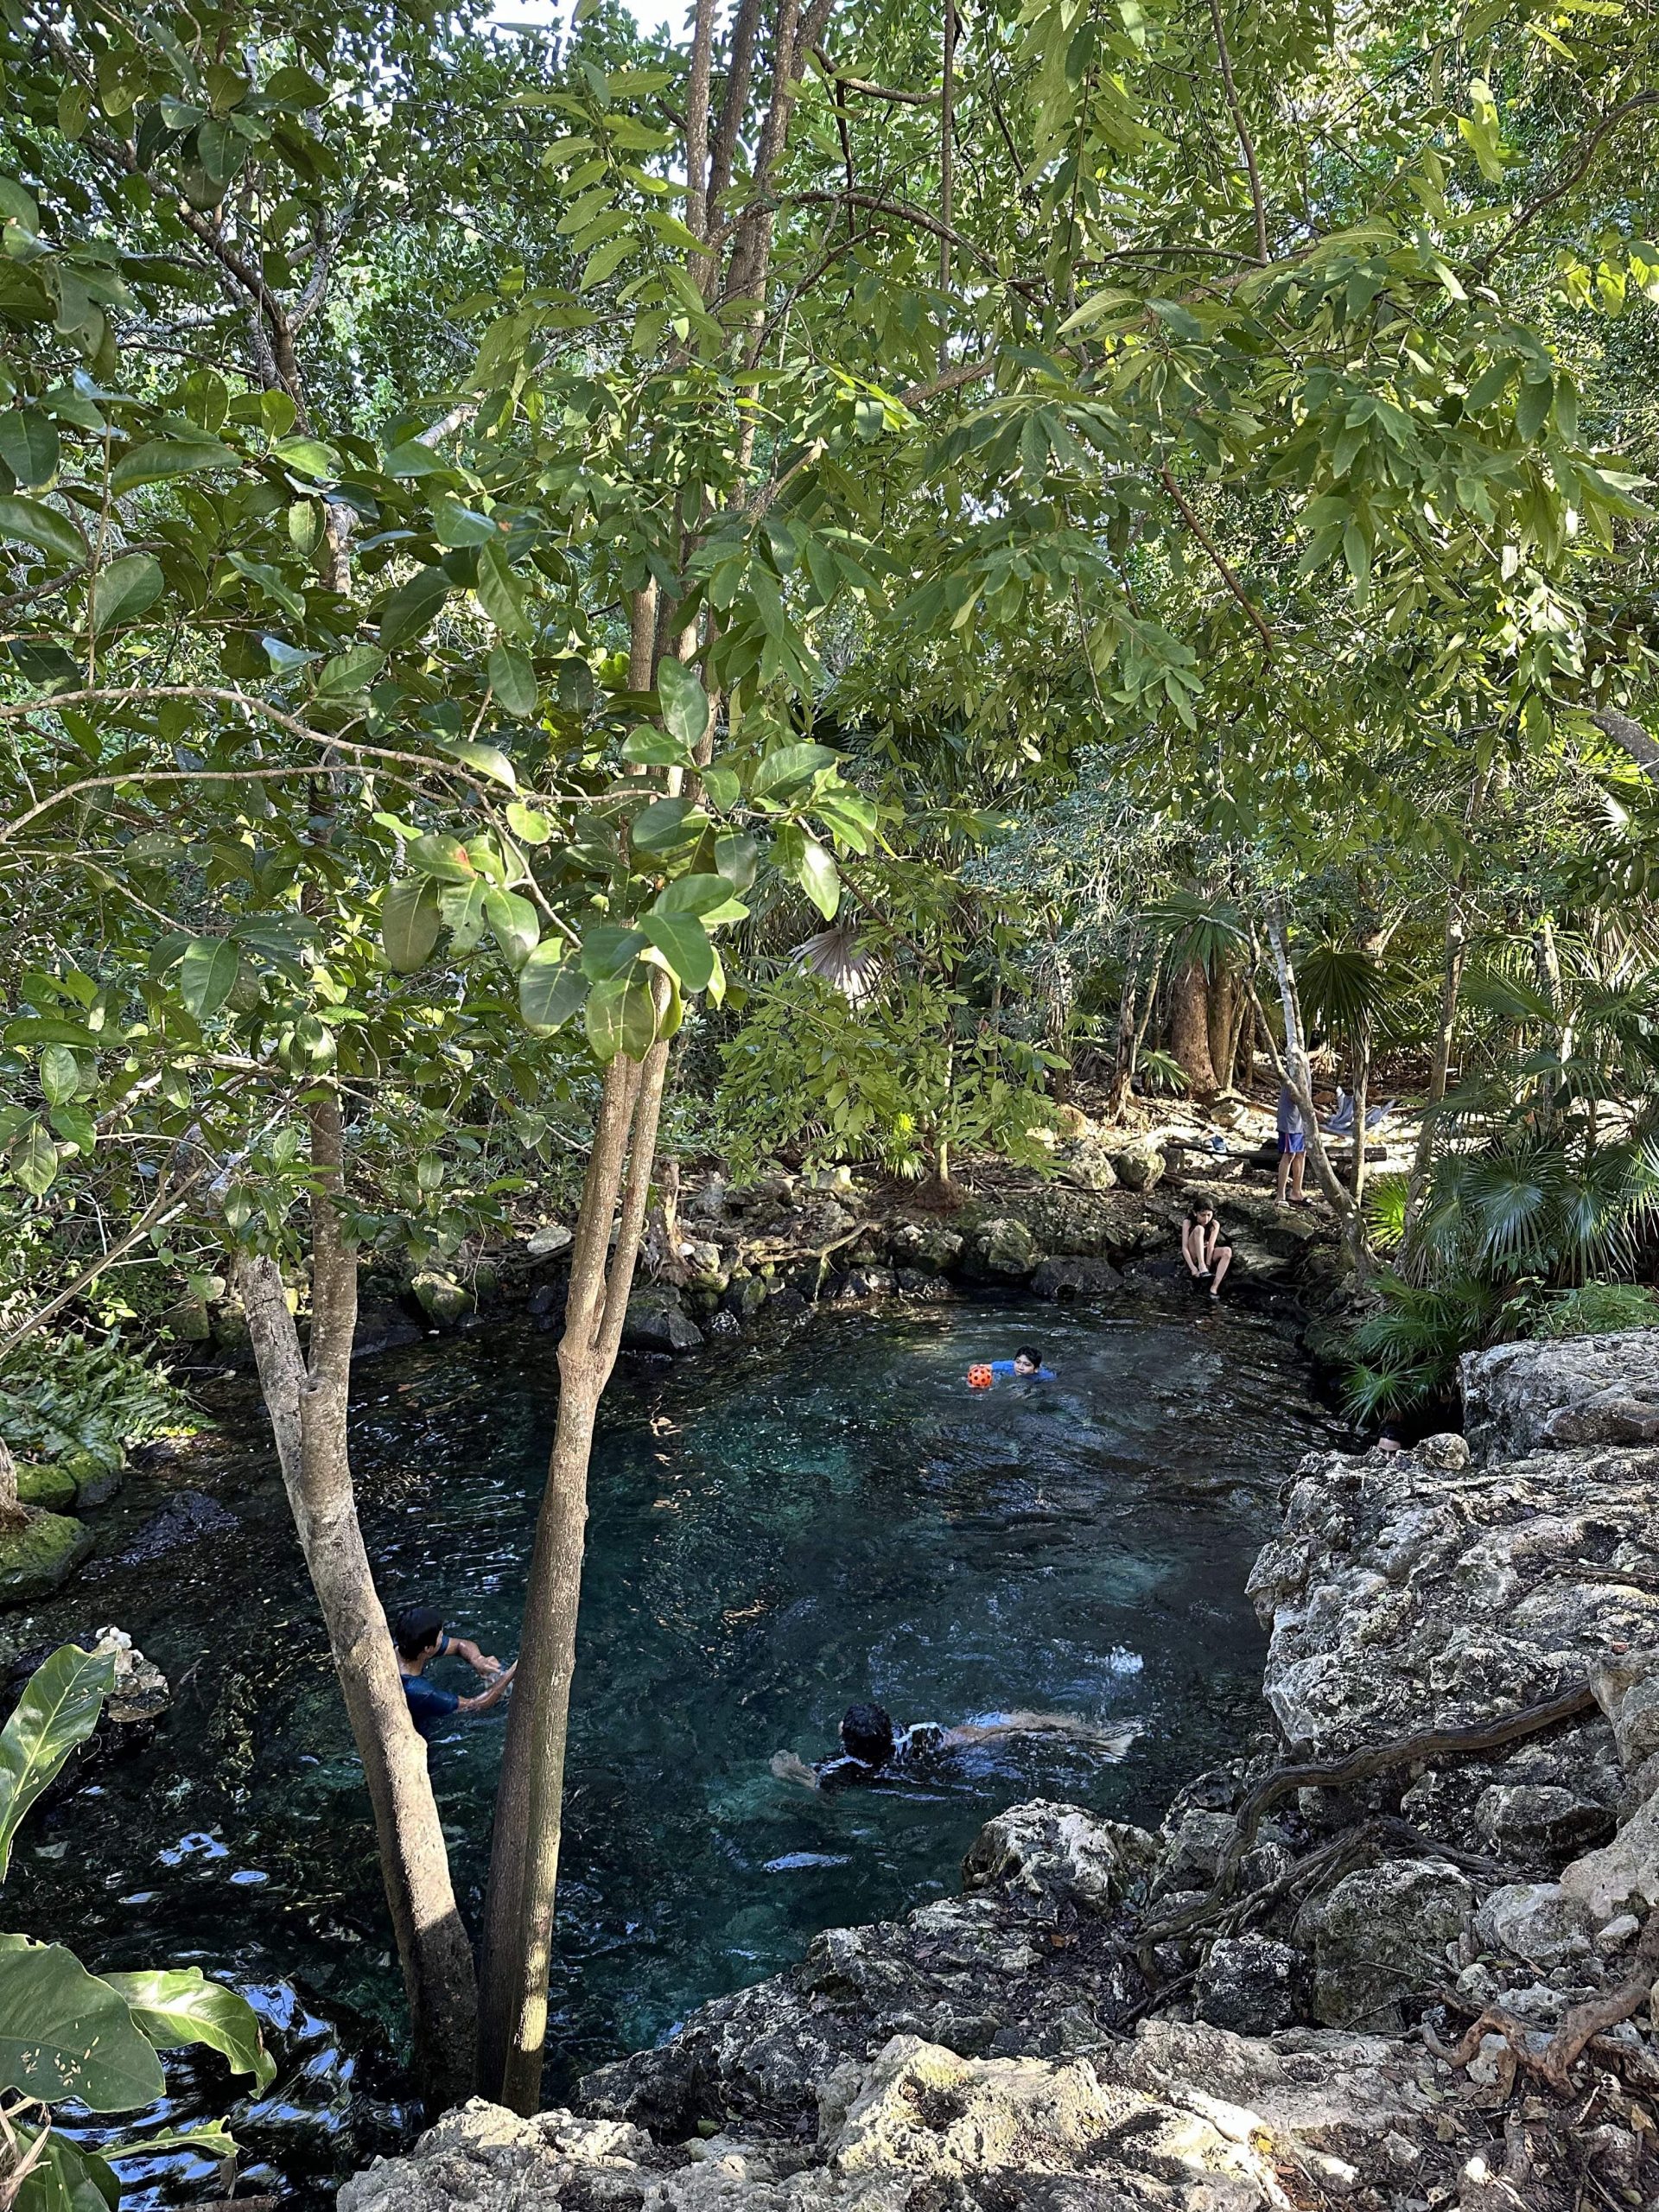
[10,1294,1336,2205]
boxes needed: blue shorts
[1279,1131,1306,1156]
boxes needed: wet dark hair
[1187,1200,1216,1222]
[392,1605,445,1660]
[1014,1345,1042,1369]
[840,1702,896,1767]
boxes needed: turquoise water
[11,1294,1334,2202]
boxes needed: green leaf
[90,554,163,631]
[620,724,692,768]
[0,495,85,564]
[378,564,451,652]
[485,889,539,968]
[316,644,385,696]
[653,874,748,925]
[269,435,336,479]
[16,2127,118,2212]
[581,924,649,980]
[631,798,707,855]
[110,435,237,493]
[99,1967,276,2092]
[12,1121,58,1197]
[0,409,59,487]
[446,741,518,788]
[409,832,476,883]
[0,1646,112,1874]
[798,835,841,918]
[701,764,740,809]
[506,801,552,843]
[489,643,538,718]
[381,878,442,971]
[585,970,657,1061]
[0,1940,164,2110]
[715,831,758,890]
[37,1044,79,1107]
[518,943,588,1031]
[1516,375,1554,443]
[431,495,499,548]
[178,937,239,1019]
[441,878,487,951]
[656,657,709,749]
[640,912,714,992]
[752,741,836,799]
[581,232,634,290]
[476,537,528,639]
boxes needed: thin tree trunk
[1260,909,1363,1266]
[477,1027,673,2111]
[938,0,956,373]
[1408,757,1492,1211]
[0,1438,19,1525]
[235,1097,477,2108]
[1110,931,1142,1119]
[1349,1027,1372,1207]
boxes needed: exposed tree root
[1429,1921,1659,2094]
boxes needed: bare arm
[445,1633,503,1676]
[1180,1225,1206,1275]
[944,1711,1141,1755]
[458,1661,517,1714]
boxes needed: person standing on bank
[1180,1200,1233,1300]
[1275,1082,1309,1207]
[391,1604,516,1743]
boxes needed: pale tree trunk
[477,1019,673,2111]
[235,1094,477,2107]
[1259,907,1365,1273]
[1205,967,1237,1094]
[1408,758,1492,1216]
[0,1438,19,1525]
[1349,1027,1372,1207]
[1168,963,1217,1097]
[1109,929,1143,1119]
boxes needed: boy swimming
[771,1701,1137,1791]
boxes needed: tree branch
[1158,464,1274,654]
[1207,0,1268,264]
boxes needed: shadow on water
[10,1293,1338,2206]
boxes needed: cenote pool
[10,1293,1338,2205]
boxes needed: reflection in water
[11,1295,1334,2206]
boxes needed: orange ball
[968,1364,994,1389]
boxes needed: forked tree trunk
[1260,908,1365,1274]
[1168,963,1217,1097]
[235,1094,477,2107]
[477,1025,672,2112]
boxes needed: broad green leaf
[585,970,656,1061]
[382,878,442,971]
[798,835,841,918]
[431,495,499,548]
[16,2126,118,2212]
[581,925,649,980]
[409,832,475,883]
[621,724,692,768]
[99,1967,276,2091]
[518,943,588,1031]
[752,741,837,799]
[715,831,758,890]
[656,657,709,749]
[90,554,163,631]
[378,564,451,652]
[441,878,487,952]
[485,888,539,968]
[446,741,518,788]
[581,232,634,290]
[110,435,236,493]
[178,937,239,1020]
[261,635,319,674]
[654,874,748,925]
[488,643,537,717]
[0,409,58,486]
[631,798,707,855]
[640,912,714,991]
[0,1645,112,1872]
[506,801,552,843]
[0,1941,163,2110]
[1516,375,1553,443]
[269,435,336,479]
[12,1122,58,1198]
[0,495,84,564]
[316,644,384,696]
[37,1043,79,1106]
[476,537,528,638]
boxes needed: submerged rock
[100,1490,238,1570]
[0,1509,91,1602]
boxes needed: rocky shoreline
[341,1327,1659,2212]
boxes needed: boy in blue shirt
[392,1604,516,1743]
[990,1344,1056,1380]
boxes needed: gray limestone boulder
[970,1217,1041,1278]
[1462,1328,1659,1460]
[1109,1140,1166,1192]
[621,1289,704,1354]
[887,1221,963,1274]
[1053,1135,1118,1191]
[962,1800,1159,1915]
[1031,1255,1123,1300]
[1193,1935,1307,2037]
[1298,1858,1474,2031]
[1474,1881,1596,1967]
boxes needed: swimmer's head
[1013,1346,1042,1376]
[1187,1201,1215,1224]
[392,1604,445,1661]
[840,1702,896,1767]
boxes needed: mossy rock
[16,1463,77,1514]
[0,1511,92,1603]
[60,1447,124,1507]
